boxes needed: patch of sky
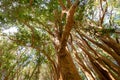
[2,27,18,35]
[40,4,48,9]
[12,2,19,7]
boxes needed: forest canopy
[0,0,120,80]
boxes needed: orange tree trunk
[58,47,81,80]
[56,1,81,80]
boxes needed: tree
[0,0,120,80]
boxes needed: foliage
[0,0,120,80]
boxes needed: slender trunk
[81,37,120,76]
[81,33,120,65]
[70,41,95,80]
[77,43,107,80]
[75,54,95,80]
[101,37,120,55]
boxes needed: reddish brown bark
[56,0,81,80]
[58,48,81,80]
[80,33,120,65]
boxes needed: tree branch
[29,0,33,6]
[100,0,108,27]
[67,0,72,7]
[60,0,80,48]
[58,0,66,10]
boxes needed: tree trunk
[58,47,81,80]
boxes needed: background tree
[0,0,120,80]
